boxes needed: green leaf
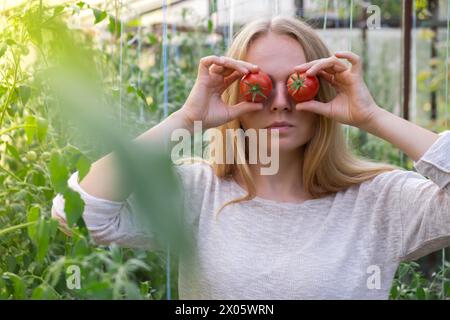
[73,237,89,256]
[18,44,29,55]
[2,272,26,299]
[110,243,122,263]
[126,259,151,273]
[0,85,7,97]
[6,39,16,46]
[5,143,20,161]
[136,89,149,107]
[17,86,31,106]
[48,218,59,239]
[149,101,157,112]
[6,255,16,272]
[31,285,58,300]
[147,34,158,45]
[36,218,50,263]
[128,85,149,108]
[125,282,141,299]
[140,281,150,297]
[23,10,42,44]
[3,273,23,297]
[0,278,8,299]
[76,1,85,9]
[208,19,213,33]
[24,115,37,143]
[48,152,69,194]
[108,15,121,36]
[0,44,7,59]
[416,287,426,300]
[126,18,141,28]
[391,284,398,299]
[36,117,48,143]
[31,285,45,299]
[63,188,84,227]
[27,206,40,243]
[76,154,91,181]
[93,9,107,24]
[53,5,65,16]
[127,85,136,93]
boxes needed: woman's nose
[270,82,292,112]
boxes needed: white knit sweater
[52,131,450,299]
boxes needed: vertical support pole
[162,0,171,301]
[428,0,439,121]
[295,0,304,18]
[402,0,412,121]
[359,1,369,148]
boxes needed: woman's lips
[266,121,294,133]
[267,126,293,133]
[265,121,294,133]
[266,120,293,127]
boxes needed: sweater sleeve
[51,159,213,250]
[397,130,450,261]
[51,170,161,250]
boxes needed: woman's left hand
[294,51,381,129]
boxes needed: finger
[295,100,332,118]
[199,55,224,71]
[209,64,225,75]
[199,55,247,78]
[221,56,259,73]
[318,70,343,86]
[317,70,335,83]
[306,57,348,76]
[227,101,263,119]
[334,51,362,74]
[210,56,248,74]
[198,56,224,78]
[210,63,245,77]
[222,70,243,89]
[222,67,237,77]
[200,55,255,78]
[294,59,321,73]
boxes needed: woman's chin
[267,139,306,154]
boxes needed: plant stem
[0,163,22,182]
[0,52,20,128]
[0,124,36,136]
[0,221,37,237]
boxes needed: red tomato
[239,71,273,103]
[286,72,319,103]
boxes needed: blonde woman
[52,16,450,299]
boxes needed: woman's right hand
[179,55,263,129]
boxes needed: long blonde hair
[188,16,398,218]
